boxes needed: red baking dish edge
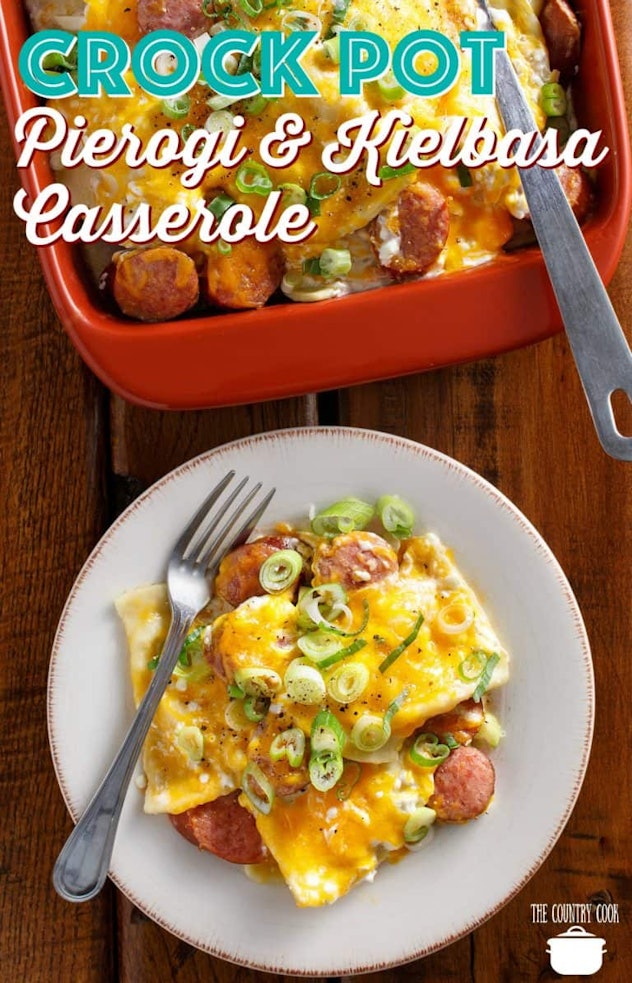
[1,0,630,410]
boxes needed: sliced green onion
[378,612,424,673]
[227,682,245,699]
[202,0,216,15]
[224,699,251,731]
[239,0,263,15]
[233,666,282,698]
[336,761,361,800]
[235,161,274,196]
[242,762,275,814]
[43,48,77,73]
[297,582,348,630]
[204,110,234,136]
[331,0,351,25]
[442,732,460,750]
[378,162,417,181]
[175,725,204,762]
[303,248,352,279]
[244,695,269,722]
[318,599,369,637]
[217,240,232,256]
[457,163,473,188]
[259,549,302,594]
[350,689,406,751]
[351,713,390,752]
[384,688,408,728]
[173,628,212,683]
[377,72,406,102]
[297,630,341,662]
[327,662,370,704]
[317,637,367,670]
[308,171,341,201]
[241,93,269,116]
[148,626,207,676]
[541,81,567,118]
[181,123,197,143]
[311,496,374,537]
[208,193,236,220]
[457,650,488,682]
[410,732,450,768]
[347,14,368,30]
[280,183,307,207]
[176,626,205,668]
[472,652,500,702]
[323,36,340,63]
[319,246,352,277]
[311,709,346,754]
[161,95,191,120]
[284,659,326,705]
[404,806,436,844]
[281,10,322,32]
[270,727,305,767]
[309,748,344,792]
[207,93,240,111]
[475,711,503,748]
[376,495,415,538]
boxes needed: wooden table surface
[1,6,631,981]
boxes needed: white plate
[48,428,594,975]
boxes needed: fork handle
[52,607,192,902]
[492,46,632,460]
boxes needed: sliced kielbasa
[137,0,210,38]
[557,165,592,223]
[111,246,200,322]
[169,791,267,864]
[370,182,449,277]
[423,699,484,746]
[206,239,284,310]
[312,531,398,590]
[213,535,300,608]
[541,0,581,76]
[428,745,495,823]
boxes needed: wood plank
[0,107,113,979]
[110,395,317,980]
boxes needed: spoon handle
[488,9,632,460]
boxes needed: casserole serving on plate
[0,0,629,408]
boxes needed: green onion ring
[235,161,274,196]
[259,549,303,594]
[270,727,305,767]
[410,733,450,768]
[309,748,344,792]
[242,762,275,814]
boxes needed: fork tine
[172,470,235,556]
[198,485,276,571]
[183,476,250,560]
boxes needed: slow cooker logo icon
[547,926,607,975]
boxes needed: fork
[52,471,275,902]
[476,0,632,461]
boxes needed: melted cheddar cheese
[119,526,508,907]
[47,0,552,302]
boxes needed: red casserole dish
[0,0,630,409]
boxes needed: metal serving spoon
[476,0,632,460]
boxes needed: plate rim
[47,427,595,975]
